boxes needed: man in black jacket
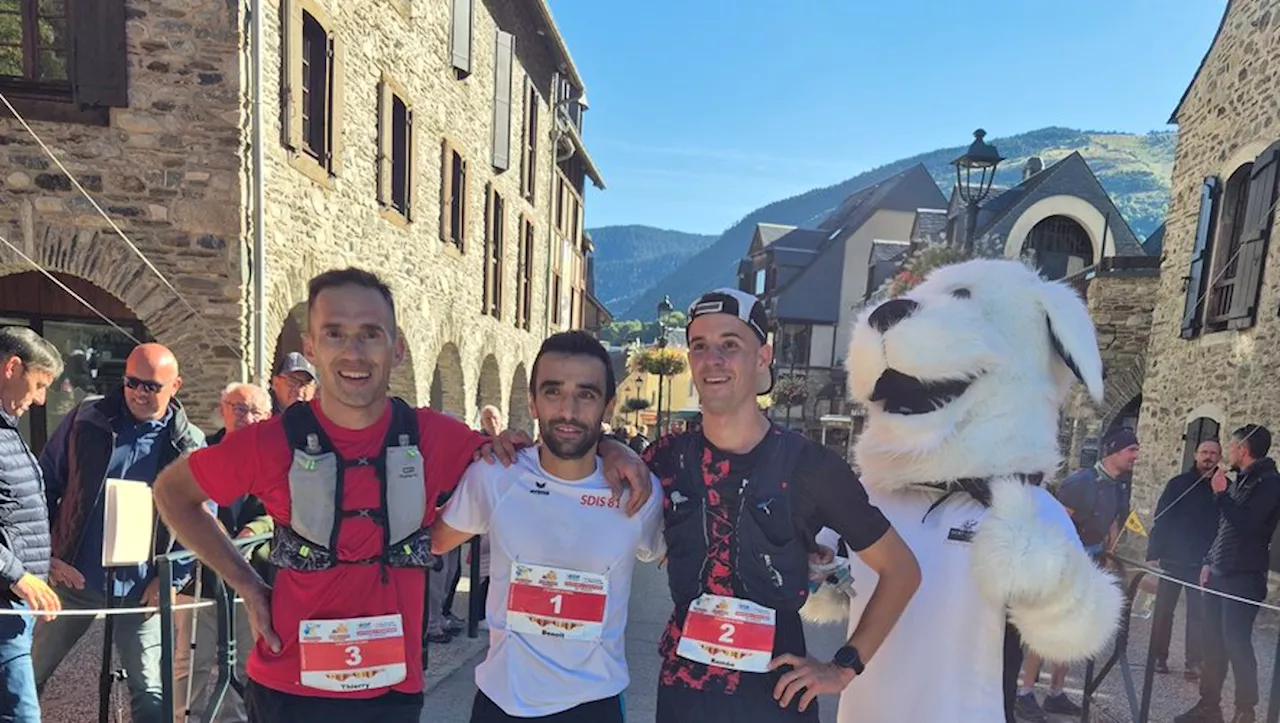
[1176,425,1280,723]
[33,343,205,723]
[1147,439,1222,679]
[0,327,63,722]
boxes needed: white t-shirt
[829,485,1079,723]
[441,447,665,716]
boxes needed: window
[754,268,767,295]
[520,78,539,202]
[776,324,812,367]
[516,216,534,330]
[491,30,514,171]
[0,0,127,123]
[440,139,469,250]
[449,0,472,76]
[1206,164,1253,326]
[551,238,563,327]
[377,75,414,222]
[484,185,505,318]
[284,0,345,183]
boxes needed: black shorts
[470,689,625,722]
[244,680,423,723]
[655,684,819,723]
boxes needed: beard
[540,417,602,460]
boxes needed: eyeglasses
[124,376,164,394]
[223,402,269,419]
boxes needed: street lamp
[655,295,674,435]
[950,128,1003,253]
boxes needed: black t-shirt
[643,427,890,704]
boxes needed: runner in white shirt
[431,330,664,723]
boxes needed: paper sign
[102,479,154,567]
[506,562,608,642]
[299,614,407,692]
[677,594,776,673]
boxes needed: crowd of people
[2,264,1275,723]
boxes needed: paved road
[422,560,846,723]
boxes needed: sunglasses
[124,376,164,394]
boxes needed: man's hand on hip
[768,654,856,712]
[48,557,84,590]
[11,573,61,621]
[240,580,281,653]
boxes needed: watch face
[835,646,860,668]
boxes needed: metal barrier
[1079,555,1280,723]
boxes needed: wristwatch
[832,645,864,675]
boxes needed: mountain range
[589,126,1176,321]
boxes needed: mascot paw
[971,479,1074,606]
[1009,553,1124,663]
[799,584,851,625]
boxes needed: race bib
[506,562,608,641]
[677,594,776,673]
[298,614,407,692]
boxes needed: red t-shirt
[187,400,485,699]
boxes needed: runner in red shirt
[154,268,651,723]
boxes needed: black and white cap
[686,288,775,396]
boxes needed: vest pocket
[662,500,707,608]
[735,494,808,612]
[386,527,437,569]
[269,525,335,572]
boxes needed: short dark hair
[307,268,397,335]
[531,331,616,402]
[1232,425,1271,460]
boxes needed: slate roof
[867,241,911,299]
[909,208,948,246]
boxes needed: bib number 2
[718,623,736,643]
[677,594,776,673]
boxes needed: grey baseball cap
[276,352,315,379]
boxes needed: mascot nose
[868,298,919,333]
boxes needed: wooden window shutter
[450,0,473,75]
[459,155,469,251]
[404,107,415,221]
[483,184,495,313]
[376,82,391,207]
[440,139,453,242]
[326,30,346,175]
[495,194,504,318]
[282,0,302,150]
[1227,143,1280,328]
[492,31,515,171]
[1181,176,1219,339]
[71,0,129,107]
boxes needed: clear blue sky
[547,0,1226,236]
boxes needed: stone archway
[1022,215,1093,281]
[1003,195,1107,264]
[429,343,466,418]
[508,362,532,435]
[476,355,503,427]
[389,329,418,405]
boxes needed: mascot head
[848,258,1104,492]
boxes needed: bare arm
[154,458,281,651]
[429,517,474,556]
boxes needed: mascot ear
[1038,279,1104,404]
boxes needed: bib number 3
[298,615,407,693]
[344,645,363,667]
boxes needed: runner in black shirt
[647,289,920,722]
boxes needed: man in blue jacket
[0,327,64,722]
[33,343,205,723]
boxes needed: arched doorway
[429,343,466,419]
[508,362,532,435]
[0,271,149,454]
[1022,215,1093,281]
[476,355,502,428]
[1105,395,1142,440]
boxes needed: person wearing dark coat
[1146,439,1222,679]
[0,327,64,722]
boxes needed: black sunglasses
[124,376,164,394]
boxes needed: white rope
[0,232,142,344]
[0,91,244,361]
[1121,557,1280,613]
[6,599,219,616]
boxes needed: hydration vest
[268,398,437,574]
[661,427,812,614]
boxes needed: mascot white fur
[805,258,1124,722]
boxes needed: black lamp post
[654,295,673,435]
[950,129,1004,253]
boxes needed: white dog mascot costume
[807,258,1124,722]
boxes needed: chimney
[1023,157,1043,182]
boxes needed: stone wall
[0,0,246,428]
[1133,0,1280,520]
[258,0,567,428]
[1062,270,1158,479]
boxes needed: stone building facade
[1131,0,1280,534]
[0,0,602,449]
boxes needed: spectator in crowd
[1015,427,1139,722]
[34,343,205,723]
[0,327,63,722]
[178,382,274,723]
[270,352,316,413]
[1147,439,1222,680]
[1177,425,1280,723]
